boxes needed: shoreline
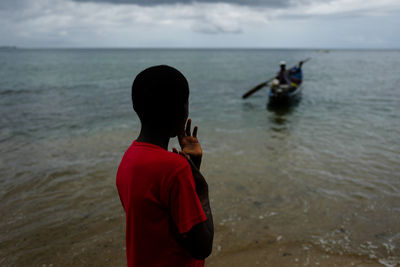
[206,240,383,267]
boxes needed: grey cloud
[71,0,292,7]
[191,21,243,34]
[0,0,30,10]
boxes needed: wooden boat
[242,58,310,101]
[268,67,303,104]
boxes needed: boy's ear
[169,121,181,138]
[168,114,186,138]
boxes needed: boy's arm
[175,119,214,259]
[179,159,214,260]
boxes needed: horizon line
[1,46,400,51]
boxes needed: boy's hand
[178,119,202,169]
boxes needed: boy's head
[132,65,189,137]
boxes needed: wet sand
[207,239,382,267]
[206,244,382,267]
[0,188,385,267]
[3,222,383,267]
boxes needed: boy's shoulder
[129,141,190,171]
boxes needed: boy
[116,65,214,267]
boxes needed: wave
[0,88,36,96]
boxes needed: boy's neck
[136,127,170,150]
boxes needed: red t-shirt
[116,141,207,267]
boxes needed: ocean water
[1,48,399,266]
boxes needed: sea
[0,48,399,266]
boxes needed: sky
[0,0,399,49]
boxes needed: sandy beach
[207,241,383,267]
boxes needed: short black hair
[131,65,189,124]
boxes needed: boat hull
[268,84,302,105]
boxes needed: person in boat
[276,61,291,85]
[274,61,303,91]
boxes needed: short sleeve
[165,164,207,234]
